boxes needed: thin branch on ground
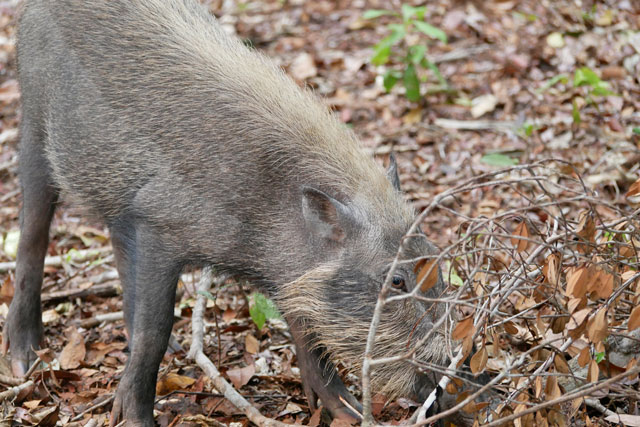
[188,267,303,427]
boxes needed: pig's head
[277,156,452,420]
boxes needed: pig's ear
[386,153,401,191]
[301,186,353,244]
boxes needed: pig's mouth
[275,263,450,421]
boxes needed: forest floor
[0,0,639,426]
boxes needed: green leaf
[633,127,640,135]
[386,23,406,43]
[524,124,534,136]
[371,45,391,66]
[536,73,568,93]
[518,123,535,137]
[408,45,427,64]
[383,70,400,92]
[371,24,406,65]
[249,293,282,330]
[591,81,616,96]
[413,20,447,43]
[64,248,79,264]
[445,262,464,287]
[513,11,537,21]
[595,351,605,363]
[573,67,601,87]
[401,4,426,22]
[572,99,581,124]
[480,153,519,167]
[403,64,420,102]
[363,9,397,19]
[424,59,447,86]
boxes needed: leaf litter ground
[0,0,639,426]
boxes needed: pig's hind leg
[2,117,58,377]
[109,218,137,341]
[109,221,182,427]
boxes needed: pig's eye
[391,275,406,291]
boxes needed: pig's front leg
[109,222,182,427]
[288,317,362,422]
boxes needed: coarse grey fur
[4,0,463,425]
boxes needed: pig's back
[18,0,399,240]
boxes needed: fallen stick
[431,44,490,64]
[42,282,121,303]
[0,380,34,401]
[188,268,302,427]
[415,349,466,423]
[70,395,114,422]
[79,312,124,329]
[0,246,112,272]
[0,189,19,203]
[0,373,24,386]
[433,118,518,133]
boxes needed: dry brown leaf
[290,53,317,81]
[34,348,55,364]
[226,364,255,389]
[568,307,591,330]
[543,253,560,286]
[456,336,474,369]
[59,328,86,370]
[307,407,323,427]
[0,276,14,305]
[245,334,260,354]
[577,346,591,368]
[604,414,640,426]
[576,212,596,253]
[567,297,585,314]
[594,270,614,299]
[554,353,570,374]
[551,315,569,334]
[625,358,637,379]
[621,270,638,287]
[629,306,640,331]
[587,308,608,343]
[85,342,127,367]
[156,372,196,395]
[587,360,599,383]
[625,177,640,203]
[371,394,387,418]
[566,267,589,298]
[23,400,41,410]
[330,418,356,427]
[535,411,549,427]
[452,316,476,341]
[534,376,543,398]
[414,259,439,292]
[402,107,423,125]
[504,321,518,335]
[222,308,236,322]
[470,346,488,374]
[33,406,59,426]
[545,374,561,400]
[511,221,530,253]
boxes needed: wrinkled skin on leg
[108,221,182,426]
[2,118,57,377]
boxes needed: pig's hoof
[110,382,155,427]
[2,314,43,377]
